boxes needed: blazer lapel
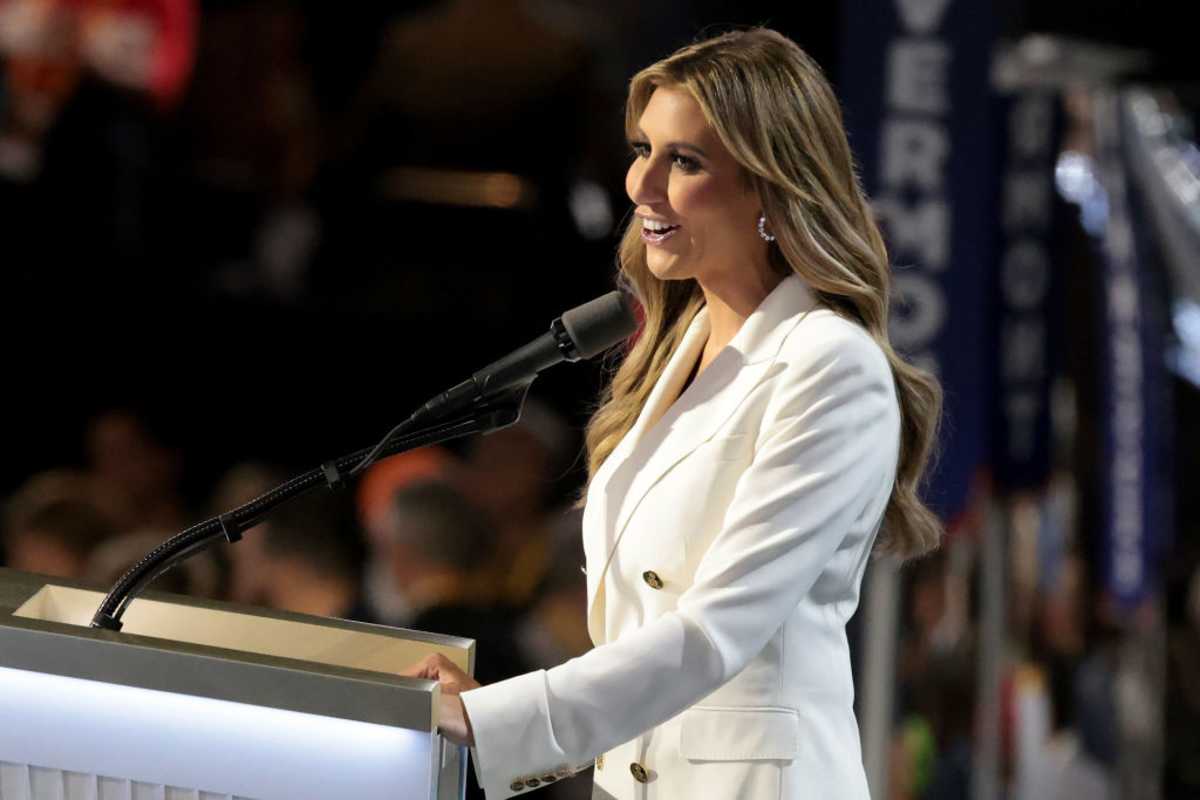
[585,275,819,643]
[582,305,707,641]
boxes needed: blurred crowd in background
[0,1,1197,799]
[1,403,597,799]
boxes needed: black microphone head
[560,291,638,359]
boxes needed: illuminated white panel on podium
[0,666,430,800]
[0,569,474,800]
[1,762,239,800]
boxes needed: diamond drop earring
[757,213,776,242]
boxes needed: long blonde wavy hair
[581,28,943,559]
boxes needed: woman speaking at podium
[404,27,943,800]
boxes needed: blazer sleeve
[460,328,901,798]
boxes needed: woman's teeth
[641,219,680,243]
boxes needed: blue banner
[1089,96,1173,608]
[992,91,1062,490]
[838,0,999,524]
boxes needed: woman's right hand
[401,653,480,746]
[402,652,481,694]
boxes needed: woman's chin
[645,252,690,281]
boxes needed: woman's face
[625,85,764,284]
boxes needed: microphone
[413,291,636,424]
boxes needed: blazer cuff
[461,670,584,798]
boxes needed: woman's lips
[641,225,680,244]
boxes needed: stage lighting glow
[1055,151,1108,236]
[1170,299,1200,387]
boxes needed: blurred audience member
[516,506,591,669]
[458,398,572,609]
[85,527,220,597]
[1166,567,1200,796]
[383,478,537,800]
[210,460,285,604]
[891,549,976,800]
[355,446,457,626]
[904,647,975,800]
[248,492,368,621]
[1007,558,1117,800]
[0,0,194,181]
[1007,551,1113,799]
[1033,554,1088,667]
[383,480,530,684]
[175,0,320,303]
[358,446,458,546]
[897,552,951,687]
[1072,617,1120,771]
[2,469,118,577]
[1,0,196,304]
[1012,662,1115,800]
[85,409,184,532]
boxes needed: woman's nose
[626,157,667,206]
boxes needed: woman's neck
[696,269,785,360]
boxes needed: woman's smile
[639,216,681,244]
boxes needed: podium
[0,567,472,800]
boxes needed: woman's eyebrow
[668,141,708,158]
[629,129,709,158]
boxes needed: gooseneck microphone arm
[90,292,636,631]
[90,407,506,631]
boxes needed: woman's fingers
[399,654,444,680]
[400,653,481,693]
[398,660,429,679]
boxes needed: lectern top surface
[0,567,474,732]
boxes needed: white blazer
[461,274,901,799]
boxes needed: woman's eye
[672,154,700,172]
[628,142,700,172]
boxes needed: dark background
[0,0,1190,507]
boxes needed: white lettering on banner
[882,121,950,191]
[878,6,954,369]
[1011,95,1053,156]
[1002,318,1045,381]
[896,0,953,34]
[998,92,1055,475]
[1001,240,1050,309]
[874,196,950,269]
[1004,171,1051,229]
[1102,155,1144,596]
[890,272,947,350]
[887,41,950,113]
